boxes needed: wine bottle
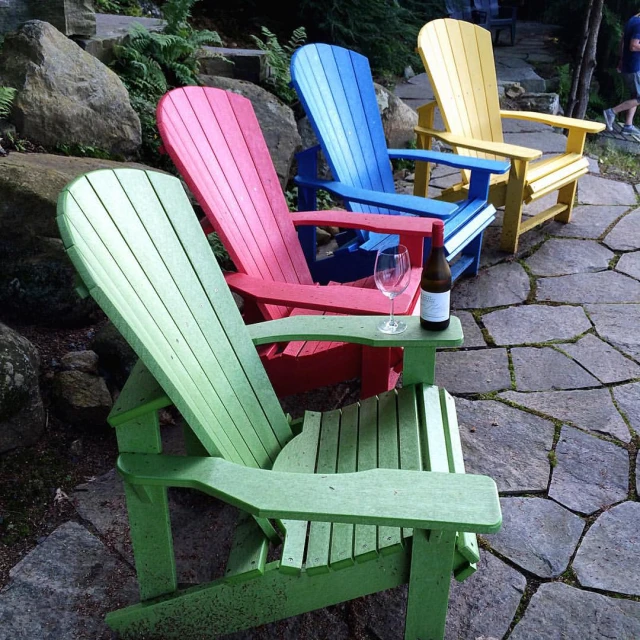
[420,220,451,331]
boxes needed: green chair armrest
[248,315,463,348]
[117,453,501,534]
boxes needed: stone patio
[1,19,640,640]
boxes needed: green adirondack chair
[56,167,501,640]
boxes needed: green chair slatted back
[57,168,292,469]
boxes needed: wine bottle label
[420,289,450,322]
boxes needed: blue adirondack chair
[290,43,509,285]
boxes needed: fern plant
[110,0,221,159]
[251,26,307,105]
[0,87,16,119]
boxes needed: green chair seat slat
[330,403,358,570]
[305,410,340,575]
[441,390,480,573]
[397,386,422,540]
[274,412,322,574]
[422,385,450,473]
[224,511,268,584]
[376,391,404,555]
[354,395,379,562]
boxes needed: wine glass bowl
[374,244,411,334]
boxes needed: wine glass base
[377,319,407,334]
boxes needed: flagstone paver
[511,346,600,391]
[509,583,640,640]
[455,310,487,348]
[616,250,640,280]
[358,552,526,640]
[525,239,613,275]
[436,349,511,394]
[0,522,137,639]
[479,222,547,268]
[451,262,530,309]
[482,304,591,345]
[72,468,239,585]
[557,333,640,384]
[612,382,640,434]
[456,398,554,493]
[548,426,629,515]
[444,552,526,640]
[500,389,631,442]
[573,502,640,596]
[604,207,640,250]
[577,174,638,206]
[546,204,628,238]
[504,131,568,153]
[483,497,584,578]
[537,270,640,303]
[586,303,640,361]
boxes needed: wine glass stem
[389,297,396,326]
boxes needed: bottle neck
[432,222,444,248]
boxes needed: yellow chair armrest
[414,126,541,162]
[499,110,605,134]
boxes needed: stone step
[78,13,267,83]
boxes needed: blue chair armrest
[293,175,459,218]
[387,148,509,175]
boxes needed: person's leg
[604,73,640,131]
[622,72,640,133]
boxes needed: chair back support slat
[157,87,314,321]
[57,168,293,469]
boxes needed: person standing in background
[604,12,640,135]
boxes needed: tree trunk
[567,0,605,120]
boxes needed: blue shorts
[623,71,640,101]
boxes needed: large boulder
[198,75,302,188]
[0,20,141,157]
[0,1,95,37]
[0,152,159,325]
[373,82,419,150]
[0,322,44,453]
[31,0,96,37]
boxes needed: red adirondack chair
[157,86,438,398]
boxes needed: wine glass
[374,244,411,334]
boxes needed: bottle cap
[433,219,444,246]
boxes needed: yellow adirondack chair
[414,18,605,253]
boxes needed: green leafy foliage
[0,86,16,119]
[251,26,307,105]
[190,0,443,77]
[55,142,116,160]
[285,187,336,211]
[111,0,221,160]
[543,0,637,118]
[95,0,143,16]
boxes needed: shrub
[251,26,306,105]
[110,0,221,160]
[0,86,16,119]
